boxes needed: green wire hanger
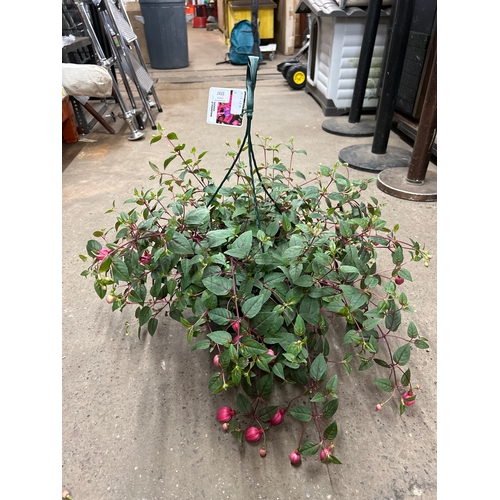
[207,56,280,228]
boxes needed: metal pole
[349,0,383,124]
[406,43,437,183]
[251,0,259,58]
[371,0,415,154]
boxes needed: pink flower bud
[266,349,275,356]
[232,321,240,333]
[402,391,415,406]
[289,450,302,466]
[375,404,382,411]
[270,408,285,426]
[259,448,267,458]
[213,354,220,367]
[395,276,405,285]
[245,426,264,443]
[62,490,72,500]
[217,406,236,423]
[320,448,331,462]
[140,251,152,265]
[96,248,110,261]
[221,422,229,431]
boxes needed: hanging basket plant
[80,57,431,466]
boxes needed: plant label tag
[207,87,246,127]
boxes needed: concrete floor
[62,24,437,500]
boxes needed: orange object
[62,95,79,143]
[186,5,195,15]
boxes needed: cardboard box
[125,2,150,64]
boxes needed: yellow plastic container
[226,0,277,43]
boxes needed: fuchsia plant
[81,127,432,466]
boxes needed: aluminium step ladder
[73,0,162,140]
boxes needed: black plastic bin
[139,0,189,69]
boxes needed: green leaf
[293,314,306,336]
[339,220,352,238]
[184,206,210,227]
[207,330,232,345]
[289,406,312,422]
[256,373,273,399]
[206,229,235,247]
[281,214,291,233]
[272,362,286,380]
[414,339,429,349]
[94,281,106,299]
[310,353,327,382]
[190,339,210,351]
[111,260,129,281]
[139,306,152,326]
[226,230,253,258]
[326,375,338,395]
[299,440,320,456]
[147,317,158,336]
[340,285,368,310]
[208,308,233,326]
[339,265,360,276]
[374,358,391,368]
[86,239,102,257]
[168,232,193,255]
[323,421,338,440]
[374,378,394,392]
[398,268,413,281]
[401,368,411,386]
[310,392,326,403]
[393,343,411,366]
[98,256,112,273]
[385,309,401,332]
[392,245,404,265]
[322,399,339,419]
[241,290,271,319]
[407,321,418,339]
[237,394,253,415]
[202,276,233,296]
[208,372,224,394]
[294,275,314,287]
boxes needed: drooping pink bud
[289,450,302,466]
[259,448,267,458]
[140,251,152,265]
[266,349,275,356]
[270,408,285,426]
[221,422,229,431]
[320,448,331,462]
[62,490,72,500]
[245,426,264,443]
[217,406,236,423]
[402,391,415,406]
[96,248,110,261]
[213,354,220,367]
[375,404,383,411]
[395,276,405,285]
[232,321,240,333]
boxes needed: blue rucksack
[228,20,262,65]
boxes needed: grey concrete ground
[62,25,437,500]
